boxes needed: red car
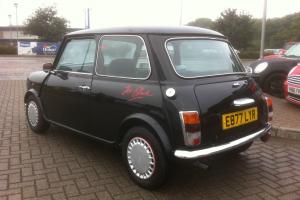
[262,42,298,60]
[284,65,300,105]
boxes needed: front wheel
[122,126,168,189]
[263,73,287,98]
[25,96,49,133]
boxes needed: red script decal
[121,85,153,101]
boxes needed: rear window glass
[166,39,244,78]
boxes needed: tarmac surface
[0,56,299,199]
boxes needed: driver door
[40,37,97,133]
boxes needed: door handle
[77,85,91,91]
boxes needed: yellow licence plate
[222,107,258,130]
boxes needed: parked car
[283,41,298,51]
[263,49,284,60]
[284,64,300,105]
[24,26,272,189]
[262,42,299,60]
[250,42,300,98]
[264,49,281,56]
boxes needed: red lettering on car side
[121,85,153,101]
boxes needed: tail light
[179,111,201,146]
[264,96,273,122]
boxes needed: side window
[97,35,151,79]
[57,39,96,73]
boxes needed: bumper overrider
[174,123,272,159]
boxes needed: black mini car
[250,42,300,98]
[25,26,272,189]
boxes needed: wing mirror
[245,66,253,74]
[43,63,54,71]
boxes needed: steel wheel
[122,126,168,189]
[27,101,39,127]
[25,96,49,133]
[127,137,155,179]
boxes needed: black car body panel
[25,26,271,159]
[194,76,266,146]
[41,71,93,132]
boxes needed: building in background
[0,26,81,43]
[0,26,82,55]
[0,26,38,46]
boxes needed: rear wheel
[25,96,49,133]
[263,73,286,98]
[122,126,168,189]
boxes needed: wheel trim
[27,101,39,127]
[127,137,155,179]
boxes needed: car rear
[163,37,272,159]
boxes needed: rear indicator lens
[179,111,201,146]
[264,96,273,122]
[182,112,200,125]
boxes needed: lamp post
[85,8,91,29]
[179,0,183,26]
[14,3,18,41]
[8,14,12,40]
[87,8,90,29]
[260,0,267,58]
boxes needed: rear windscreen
[166,39,245,78]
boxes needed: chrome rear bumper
[174,124,272,159]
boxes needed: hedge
[0,45,17,55]
[239,48,260,59]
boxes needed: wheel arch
[24,89,45,116]
[117,113,172,157]
[24,89,39,103]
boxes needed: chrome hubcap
[27,101,39,127]
[127,137,155,179]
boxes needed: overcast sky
[0,0,300,28]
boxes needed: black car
[250,42,300,97]
[25,26,272,189]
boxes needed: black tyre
[263,73,287,98]
[25,96,49,133]
[122,126,168,189]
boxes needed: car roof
[66,26,225,38]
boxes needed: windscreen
[285,43,300,58]
[166,39,245,78]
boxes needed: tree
[186,18,215,29]
[265,12,300,48]
[24,6,68,42]
[215,9,254,50]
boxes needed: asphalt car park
[0,56,299,199]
